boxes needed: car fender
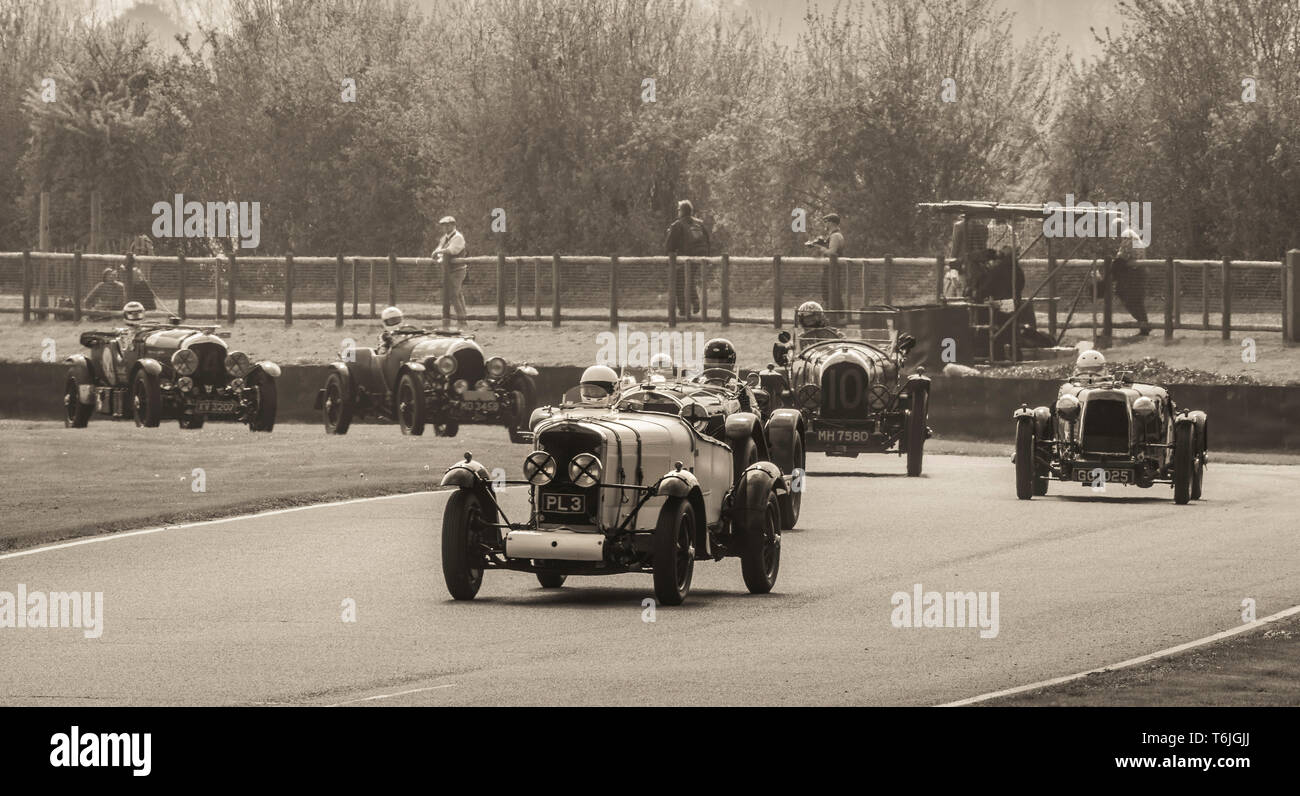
[249,361,281,379]
[900,373,931,403]
[656,468,711,557]
[440,453,493,490]
[134,358,163,378]
[63,355,95,403]
[1013,404,1052,436]
[764,408,804,470]
[1177,410,1208,453]
[731,461,781,531]
[724,411,768,459]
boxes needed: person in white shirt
[433,215,468,326]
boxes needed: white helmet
[796,300,825,328]
[1075,349,1106,374]
[123,301,145,322]
[381,306,404,329]
[649,352,675,378]
[579,364,618,400]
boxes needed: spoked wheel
[442,490,491,600]
[323,373,353,434]
[1015,417,1035,500]
[906,389,928,477]
[396,372,426,436]
[740,488,781,594]
[248,372,277,432]
[132,369,161,428]
[785,432,805,527]
[64,375,92,428]
[1173,423,1194,505]
[652,497,696,606]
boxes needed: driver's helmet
[1075,349,1106,374]
[579,364,618,400]
[648,352,675,380]
[702,338,738,376]
[795,301,826,329]
[381,305,404,329]
[122,301,146,323]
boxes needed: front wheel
[442,490,490,600]
[740,489,781,594]
[396,372,426,436]
[248,373,277,432]
[652,497,696,606]
[906,388,928,477]
[1015,417,1035,500]
[434,422,460,438]
[132,369,162,428]
[323,372,353,434]
[64,375,92,428]
[1173,423,1195,505]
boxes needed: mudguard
[764,408,804,473]
[657,468,700,498]
[724,412,767,458]
[135,358,163,377]
[250,361,281,379]
[440,453,493,489]
[1177,410,1209,454]
[1012,404,1051,437]
[731,461,781,531]
[63,355,94,402]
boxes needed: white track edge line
[939,603,1300,706]
[324,683,457,707]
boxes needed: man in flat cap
[433,215,468,327]
[809,213,846,309]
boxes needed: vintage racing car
[63,303,279,430]
[316,318,538,442]
[765,302,931,475]
[1013,351,1208,504]
[437,367,807,605]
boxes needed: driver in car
[578,364,619,401]
[648,352,676,381]
[1072,349,1108,383]
[794,301,843,344]
[376,306,420,354]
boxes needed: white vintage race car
[437,376,806,605]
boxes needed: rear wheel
[906,389,928,476]
[132,369,161,428]
[1173,423,1194,505]
[1015,417,1035,500]
[322,372,353,434]
[64,375,92,428]
[768,424,804,529]
[740,489,781,594]
[397,372,426,436]
[652,497,696,606]
[248,372,277,432]
[536,572,566,589]
[442,490,489,600]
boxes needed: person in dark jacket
[665,199,710,316]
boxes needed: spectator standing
[433,215,468,327]
[85,267,126,318]
[1108,219,1152,336]
[810,213,846,308]
[664,199,710,317]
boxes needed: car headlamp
[1055,394,1081,421]
[568,453,603,487]
[177,376,194,392]
[172,348,198,376]
[796,384,821,412]
[225,351,252,378]
[523,451,556,485]
[435,355,457,376]
[453,379,468,394]
[485,356,507,378]
[1132,396,1156,417]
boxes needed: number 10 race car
[436,371,806,605]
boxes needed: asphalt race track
[2,453,1297,706]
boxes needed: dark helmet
[703,338,737,373]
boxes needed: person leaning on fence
[664,199,709,316]
[433,215,468,327]
[1101,219,1152,336]
[85,268,126,318]
[809,213,846,307]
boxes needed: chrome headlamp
[485,356,507,378]
[224,351,252,378]
[568,453,603,487]
[523,451,556,485]
[435,355,457,376]
[171,348,198,376]
[1056,394,1081,421]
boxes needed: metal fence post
[227,251,238,324]
[720,254,731,326]
[177,253,187,319]
[73,251,83,322]
[284,253,294,326]
[335,254,345,328]
[1163,257,1174,340]
[551,253,561,328]
[772,255,783,329]
[668,254,678,328]
[609,255,619,329]
[1221,257,1232,340]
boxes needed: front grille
[537,424,601,526]
[820,362,871,419]
[1080,399,1129,453]
[191,343,229,388]
[453,348,485,384]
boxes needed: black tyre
[740,488,781,595]
[906,388,928,477]
[507,374,538,444]
[731,436,758,490]
[323,372,353,435]
[536,572,566,589]
[441,490,489,600]
[396,372,426,436]
[132,368,161,428]
[652,497,696,606]
[1015,417,1035,500]
[178,413,206,429]
[1173,423,1194,505]
[248,372,277,432]
[768,424,804,529]
[64,375,92,428]
[435,422,460,437]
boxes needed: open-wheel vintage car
[764,302,931,475]
[1013,351,1208,504]
[436,370,806,605]
[316,321,538,442]
[63,304,280,430]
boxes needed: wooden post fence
[1163,258,1175,340]
[72,251,83,322]
[609,256,619,329]
[720,254,730,326]
[667,253,678,328]
[1221,257,1232,340]
[227,251,238,324]
[335,254,345,328]
[284,253,294,325]
[351,257,359,319]
[1286,250,1300,344]
[883,255,894,306]
[496,253,507,326]
[21,251,30,322]
[772,255,783,328]
[388,254,398,308]
[177,253,187,318]
[551,253,561,328]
